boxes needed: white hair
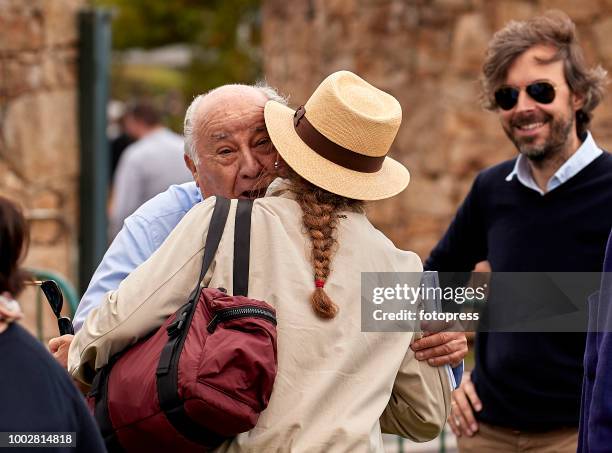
[183,82,288,163]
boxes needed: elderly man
[49,84,280,362]
[50,83,467,380]
[425,12,612,453]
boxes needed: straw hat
[264,70,409,201]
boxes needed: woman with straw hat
[70,70,451,451]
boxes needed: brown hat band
[293,105,385,173]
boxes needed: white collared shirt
[505,131,603,195]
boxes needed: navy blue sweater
[425,152,612,431]
[0,323,105,452]
[579,231,612,452]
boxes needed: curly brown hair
[481,10,608,137]
[286,172,364,319]
[0,196,30,296]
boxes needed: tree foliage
[92,0,262,119]
[93,0,208,50]
[184,0,262,95]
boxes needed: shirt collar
[505,131,602,195]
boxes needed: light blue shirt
[505,132,603,194]
[74,182,202,330]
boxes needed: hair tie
[315,279,325,288]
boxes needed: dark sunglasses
[32,280,74,336]
[494,81,556,111]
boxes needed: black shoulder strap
[90,358,125,452]
[186,197,231,302]
[155,197,233,447]
[157,196,232,376]
[155,198,253,448]
[92,197,234,451]
[233,199,253,296]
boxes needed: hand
[449,371,482,437]
[410,329,468,367]
[49,334,74,369]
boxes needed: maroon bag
[88,198,278,452]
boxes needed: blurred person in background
[425,11,611,452]
[51,82,466,388]
[109,100,191,238]
[107,100,135,181]
[0,196,105,453]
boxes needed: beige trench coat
[68,181,451,452]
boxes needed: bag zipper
[207,306,277,333]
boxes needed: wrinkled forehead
[199,86,268,115]
[208,123,267,142]
[196,89,268,141]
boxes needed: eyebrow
[209,124,267,141]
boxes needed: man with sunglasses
[425,11,612,453]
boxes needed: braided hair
[287,173,364,319]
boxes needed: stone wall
[262,0,612,259]
[0,0,83,338]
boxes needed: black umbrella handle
[57,317,74,336]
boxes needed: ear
[183,154,199,187]
[275,156,290,179]
[572,92,585,111]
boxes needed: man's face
[185,88,276,199]
[498,44,584,161]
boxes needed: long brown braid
[287,171,364,319]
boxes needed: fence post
[78,9,112,296]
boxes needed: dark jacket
[0,322,105,453]
[579,230,612,453]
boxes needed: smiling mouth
[516,121,545,131]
